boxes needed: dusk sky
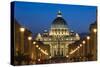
[14,1,97,35]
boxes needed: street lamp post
[20,27,25,54]
[82,40,86,61]
[86,36,90,61]
[66,55,69,62]
[32,41,36,64]
[93,28,97,60]
[77,46,80,61]
[19,27,25,64]
[28,36,32,63]
[79,44,82,61]
[36,45,40,64]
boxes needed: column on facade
[59,43,61,55]
[66,44,69,56]
[60,44,63,56]
[54,47,56,56]
[63,45,65,56]
[61,45,64,56]
[52,46,54,57]
[57,44,58,55]
[50,44,53,57]
[64,44,66,56]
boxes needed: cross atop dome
[57,10,62,17]
[58,10,61,14]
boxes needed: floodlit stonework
[35,11,80,58]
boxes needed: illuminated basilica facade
[35,11,80,58]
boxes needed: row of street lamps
[19,27,49,64]
[67,28,97,61]
[33,42,49,56]
[16,23,97,64]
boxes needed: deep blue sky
[14,1,97,34]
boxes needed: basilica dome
[51,11,68,29]
[52,17,67,25]
[49,11,70,36]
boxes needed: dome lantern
[52,10,67,27]
[57,10,62,17]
